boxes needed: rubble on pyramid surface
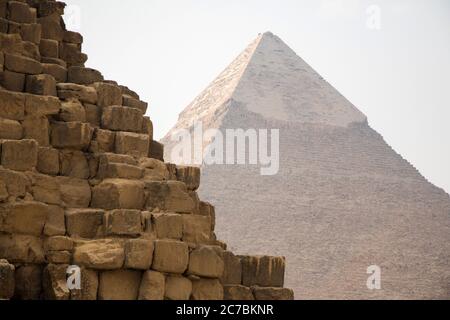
[0,0,293,300]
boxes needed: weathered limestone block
[68,66,103,85]
[59,99,86,122]
[0,180,7,202]
[139,158,170,181]
[37,147,59,175]
[25,74,57,96]
[125,239,154,270]
[60,150,89,179]
[56,176,91,208]
[0,139,37,171]
[4,53,42,74]
[188,246,224,278]
[14,265,42,300]
[104,209,142,236]
[73,239,124,270]
[241,256,285,288]
[191,279,223,300]
[223,285,254,300]
[176,166,201,191]
[0,167,30,198]
[39,39,59,58]
[44,205,66,236]
[27,172,60,205]
[0,69,25,91]
[252,287,294,300]
[98,270,142,300]
[221,251,242,285]
[0,234,44,264]
[43,264,70,300]
[70,268,98,300]
[25,94,60,116]
[101,105,143,132]
[66,209,104,239]
[91,179,145,210]
[7,1,36,24]
[199,201,216,231]
[122,94,148,114]
[19,23,42,44]
[0,259,15,300]
[42,63,67,82]
[42,56,66,67]
[149,140,164,161]
[152,240,189,274]
[46,250,71,264]
[182,214,212,244]
[139,270,165,300]
[91,82,121,108]
[97,154,143,180]
[0,118,22,139]
[145,181,195,213]
[38,13,63,41]
[63,30,83,44]
[34,0,65,17]
[89,128,115,153]
[59,42,87,66]
[0,89,25,120]
[22,115,49,145]
[0,201,49,236]
[120,85,139,100]
[45,236,74,252]
[152,213,183,240]
[57,83,97,104]
[51,121,93,150]
[84,103,101,127]
[142,116,153,139]
[165,276,192,300]
[115,131,149,158]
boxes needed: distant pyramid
[162,32,450,299]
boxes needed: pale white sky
[63,0,450,193]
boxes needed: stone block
[252,287,294,300]
[89,128,115,153]
[45,236,74,252]
[38,13,63,41]
[43,264,70,300]
[0,234,44,264]
[0,201,49,236]
[142,116,153,138]
[125,239,154,270]
[191,279,223,300]
[91,82,122,108]
[25,94,60,116]
[104,209,142,236]
[101,105,143,132]
[122,94,148,114]
[152,213,183,240]
[84,103,100,127]
[145,181,195,214]
[41,56,66,67]
[70,268,98,301]
[42,63,67,82]
[44,205,66,236]
[59,42,87,66]
[188,246,224,278]
[25,74,56,96]
[139,158,170,181]
[28,172,60,205]
[97,161,143,180]
[73,239,124,270]
[37,147,59,175]
[152,240,189,274]
[114,131,149,157]
[0,118,22,139]
[0,259,15,300]
[68,66,103,85]
[165,276,192,300]
[0,89,25,120]
[0,167,30,198]
[20,23,41,44]
[14,265,42,300]
[149,140,164,161]
[39,38,59,58]
[98,270,142,300]
[22,115,49,145]
[139,270,165,300]
[182,214,212,244]
[0,69,25,91]
[63,31,83,44]
[1,139,38,171]
[60,150,89,179]
[199,201,216,231]
[221,251,242,285]
[91,179,145,210]
[66,209,104,239]
[7,1,35,24]
[59,99,86,122]
[241,256,285,288]
[51,121,93,150]
[46,250,71,264]
[57,83,97,104]
[4,53,42,74]
[224,285,254,300]
[176,166,201,191]
[56,176,91,208]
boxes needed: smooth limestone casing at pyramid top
[0,0,294,300]
[162,32,450,299]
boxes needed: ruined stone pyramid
[0,1,293,300]
[162,32,450,299]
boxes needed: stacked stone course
[0,0,293,300]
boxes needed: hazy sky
[63,0,450,193]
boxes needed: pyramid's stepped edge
[161,32,450,299]
[0,0,293,300]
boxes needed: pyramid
[0,2,293,300]
[162,32,450,299]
